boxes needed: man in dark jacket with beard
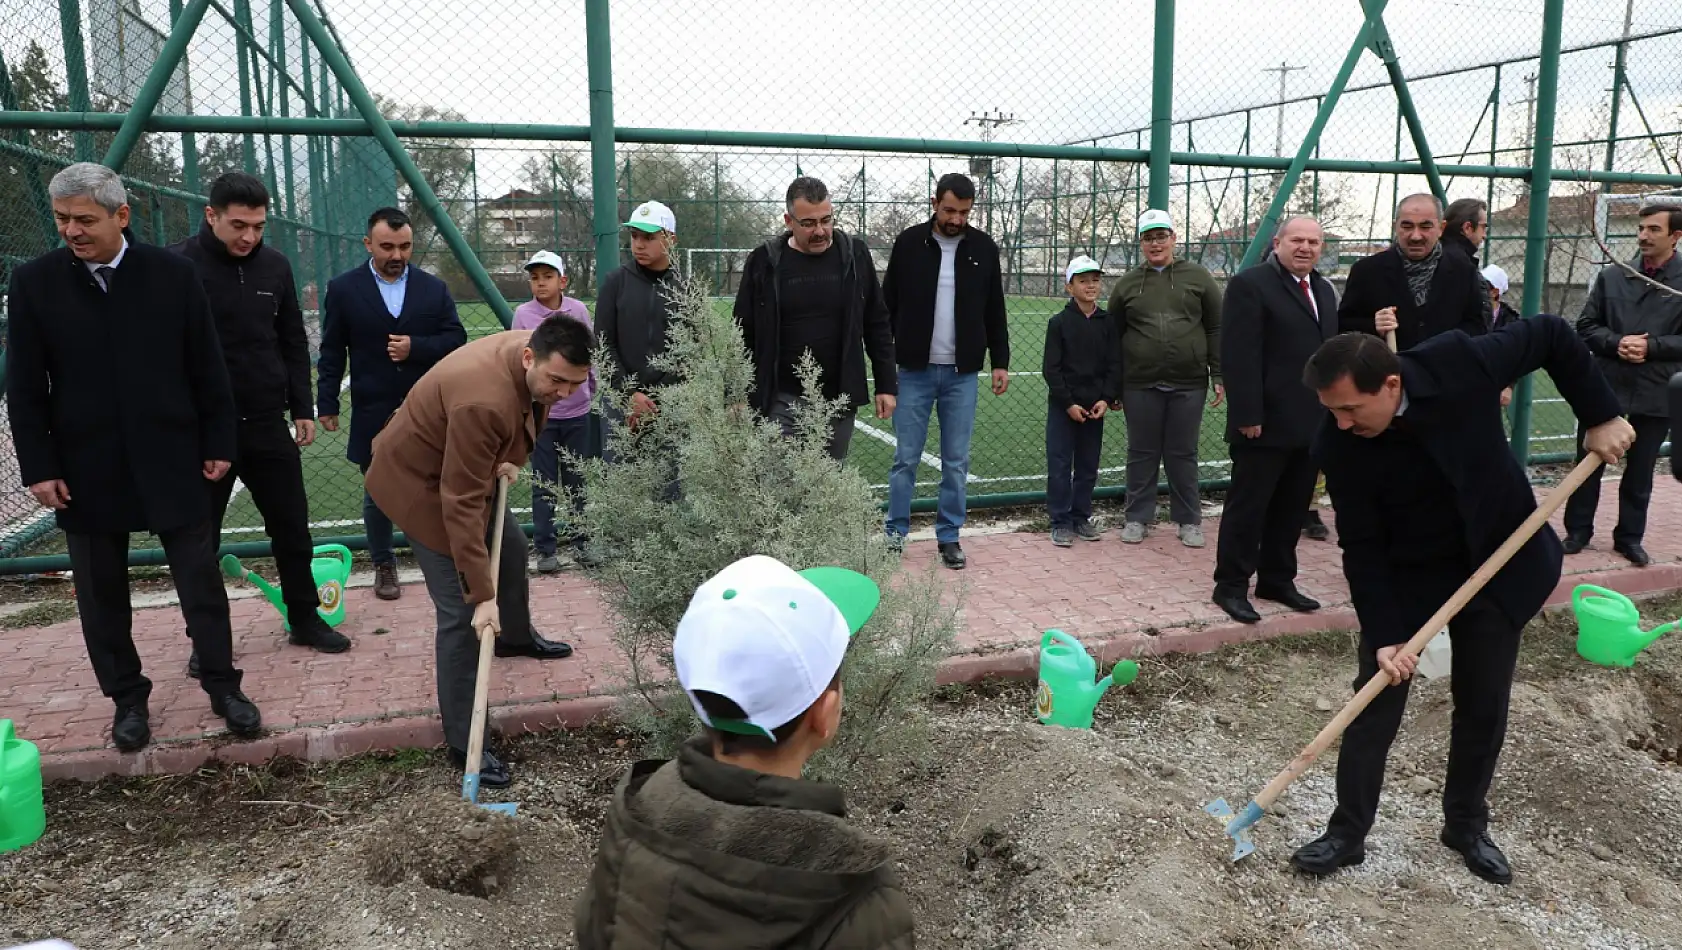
[734,177,897,459]
[1562,203,1682,566]
[173,172,351,669]
[576,555,915,949]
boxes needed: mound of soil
[363,791,520,897]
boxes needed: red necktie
[1299,277,1316,318]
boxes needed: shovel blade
[1204,797,1263,863]
[479,802,518,816]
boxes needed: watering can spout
[1637,621,1677,651]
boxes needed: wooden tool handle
[1250,453,1604,809]
[463,476,513,788]
[1385,329,1398,352]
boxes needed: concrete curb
[38,563,1682,783]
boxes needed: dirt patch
[4,600,1681,949]
[363,791,521,897]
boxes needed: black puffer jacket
[171,224,313,420]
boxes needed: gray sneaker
[1178,524,1206,548]
[1119,522,1148,544]
[1051,526,1074,547]
[536,553,562,574]
[1075,520,1102,542]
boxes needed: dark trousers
[1213,443,1318,592]
[1046,407,1105,528]
[411,503,534,753]
[530,414,598,556]
[208,415,320,621]
[1328,598,1522,840]
[769,391,856,462]
[358,460,397,565]
[67,520,244,706]
[1121,387,1204,525]
[1563,413,1671,547]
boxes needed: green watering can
[1571,584,1677,668]
[221,543,354,632]
[0,719,46,853]
[1036,630,1139,729]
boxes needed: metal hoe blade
[1204,798,1264,862]
[462,772,519,817]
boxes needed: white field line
[850,418,980,484]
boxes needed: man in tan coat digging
[365,316,593,789]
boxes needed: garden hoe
[462,474,518,817]
[1204,448,1607,863]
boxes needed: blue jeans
[885,365,978,544]
[530,414,597,556]
[359,461,395,566]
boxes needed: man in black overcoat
[1211,216,1338,624]
[1291,316,1634,885]
[1339,193,1491,350]
[6,163,263,752]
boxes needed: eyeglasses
[1139,231,1174,244]
[792,215,835,229]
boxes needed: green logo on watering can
[1035,680,1055,719]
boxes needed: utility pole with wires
[1518,72,1539,156]
[1263,62,1305,158]
[964,109,1022,234]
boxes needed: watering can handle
[319,544,354,567]
[1572,584,1618,610]
[1041,629,1082,652]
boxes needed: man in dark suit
[316,207,467,600]
[1290,318,1634,885]
[6,163,263,752]
[1212,216,1337,624]
[1339,194,1491,350]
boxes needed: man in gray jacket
[1563,203,1682,567]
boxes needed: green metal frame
[586,0,620,280]
[102,0,211,169]
[280,0,512,327]
[1509,0,1566,465]
[1363,0,1445,202]
[1146,0,1174,210]
[1237,0,1388,270]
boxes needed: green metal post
[302,31,327,307]
[585,0,620,283]
[1510,0,1566,465]
[282,0,512,327]
[1238,0,1388,270]
[233,0,258,173]
[1364,1,1445,202]
[58,0,95,161]
[103,0,210,170]
[273,0,298,264]
[1146,0,1175,209]
[713,154,723,289]
[169,0,201,195]
[1486,68,1499,260]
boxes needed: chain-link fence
[3,0,1680,569]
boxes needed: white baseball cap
[522,250,566,276]
[673,555,881,740]
[624,200,677,235]
[1481,264,1510,296]
[1065,255,1103,284]
[1138,209,1174,235]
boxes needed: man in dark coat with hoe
[1291,316,1634,885]
[6,163,264,753]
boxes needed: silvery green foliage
[567,273,960,781]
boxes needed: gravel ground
[3,598,1679,950]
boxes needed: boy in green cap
[575,554,915,949]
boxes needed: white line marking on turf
[851,419,979,483]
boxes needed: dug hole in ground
[3,596,1680,950]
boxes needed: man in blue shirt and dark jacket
[1291,316,1634,886]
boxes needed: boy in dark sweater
[576,555,915,949]
[1044,256,1121,546]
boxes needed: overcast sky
[9,0,1680,237]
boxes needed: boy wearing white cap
[513,251,598,571]
[598,200,681,451]
[575,555,915,948]
[1043,255,1120,546]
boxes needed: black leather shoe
[186,649,200,680]
[938,542,967,570]
[210,691,263,738]
[448,747,513,789]
[112,703,151,753]
[495,630,574,660]
[289,615,352,653]
[1212,589,1261,624]
[1255,585,1321,612]
[1303,511,1330,541]
[1562,531,1590,555]
[1441,828,1512,885]
[1614,542,1651,567]
[1290,833,1366,877]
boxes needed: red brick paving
[6,476,1681,781]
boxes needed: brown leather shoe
[374,562,401,601]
